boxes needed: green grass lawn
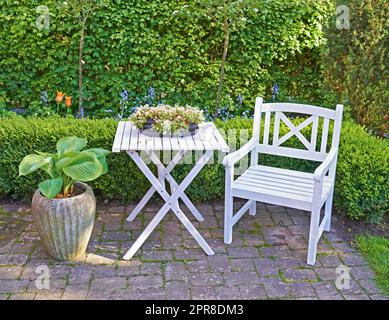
[356,235,389,296]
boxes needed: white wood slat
[251,165,315,179]
[185,135,196,150]
[154,135,163,150]
[208,135,220,150]
[273,112,280,146]
[200,136,213,150]
[112,121,125,152]
[232,188,311,211]
[121,122,132,151]
[212,124,230,152]
[320,118,330,153]
[232,181,313,202]
[178,136,188,150]
[235,177,331,198]
[310,116,319,152]
[262,103,337,119]
[145,135,155,151]
[170,136,180,150]
[238,175,318,194]
[137,131,147,150]
[129,124,139,150]
[161,135,172,151]
[263,112,271,145]
[257,145,327,162]
[238,170,333,190]
[192,135,205,150]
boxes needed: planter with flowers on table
[129,104,210,138]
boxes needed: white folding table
[112,122,229,260]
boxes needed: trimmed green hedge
[0,116,387,223]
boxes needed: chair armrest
[313,148,338,182]
[223,138,257,167]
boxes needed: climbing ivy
[0,0,334,117]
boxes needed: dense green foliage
[356,236,389,295]
[18,136,110,199]
[0,116,387,222]
[322,0,389,134]
[0,0,334,117]
[335,122,389,223]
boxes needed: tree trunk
[215,16,230,119]
[78,22,86,117]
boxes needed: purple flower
[40,91,48,105]
[272,83,279,102]
[120,88,128,101]
[148,86,155,99]
[237,94,243,105]
[272,83,279,95]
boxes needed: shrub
[0,116,387,223]
[322,0,389,134]
[335,122,389,223]
[0,0,334,116]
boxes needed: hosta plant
[19,137,110,199]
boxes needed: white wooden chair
[223,97,343,265]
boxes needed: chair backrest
[252,97,343,162]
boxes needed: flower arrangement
[130,104,205,136]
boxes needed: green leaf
[62,151,103,182]
[85,148,110,157]
[19,154,51,176]
[56,137,87,155]
[54,151,80,172]
[85,148,110,174]
[38,176,63,199]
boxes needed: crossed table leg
[123,149,215,260]
[127,150,204,223]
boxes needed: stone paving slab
[0,200,387,300]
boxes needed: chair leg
[324,189,334,232]
[224,193,233,244]
[249,200,256,216]
[307,207,320,265]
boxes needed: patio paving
[0,200,387,300]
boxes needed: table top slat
[112,121,125,152]
[170,135,181,151]
[212,124,230,152]
[115,122,228,152]
[185,135,196,151]
[178,137,188,151]
[129,125,139,150]
[161,135,172,151]
[153,134,163,150]
[121,122,132,151]
[192,135,205,150]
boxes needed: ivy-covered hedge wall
[0,0,334,116]
[322,0,388,134]
[0,115,387,223]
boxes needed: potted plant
[18,136,110,261]
[130,104,205,137]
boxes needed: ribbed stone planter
[32,182,96,261]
